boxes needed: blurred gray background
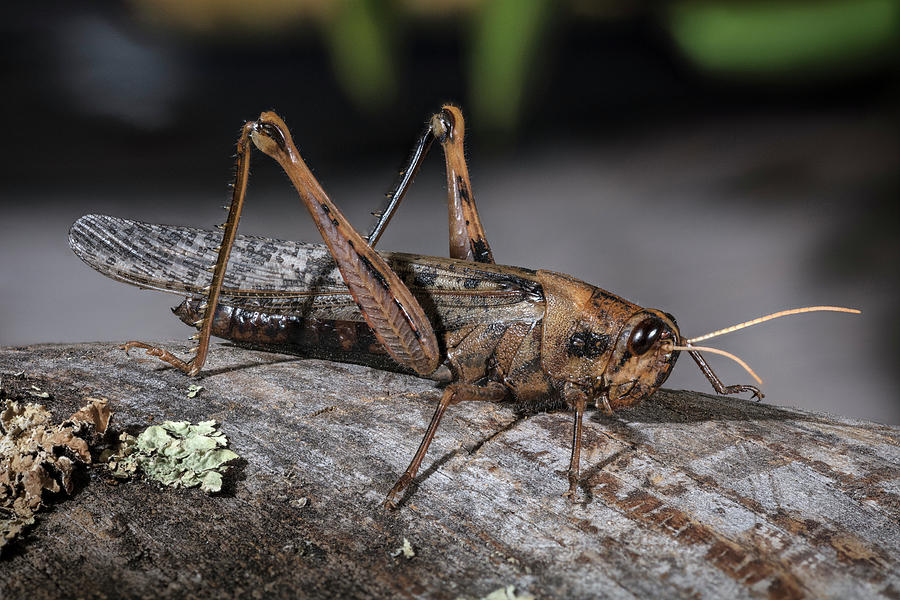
[1,1,898,423]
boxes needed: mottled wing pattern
[69,214,544,328]
[69,213,345,295]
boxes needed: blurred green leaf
[469,0,554,133]
[325,0,396,111]
[668,0,900,77]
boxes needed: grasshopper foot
[746,386,764,402]
[563,474,580,502]
[123,341,163,357]
[721,384,764,401]
[122,341,202,376]
[382,475,412,510]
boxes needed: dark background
[2,1,898,423]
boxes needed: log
[1,342,898,600]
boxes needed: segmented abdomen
[174,299,412,374]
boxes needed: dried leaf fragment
[101,432,139,480]
[70,397,112,434]
[0,397,111,554]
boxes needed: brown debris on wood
[0,341,898,599]
[1,393,110,553]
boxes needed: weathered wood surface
[1,341,898,600]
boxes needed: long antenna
[687,306,860,344]
[664,343,763,385]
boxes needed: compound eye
[628,317,663,355]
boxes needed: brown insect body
[69,106,754,507]
[70,212,679,412]
[171,262,681,413]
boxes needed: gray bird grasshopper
[69,106,858,507]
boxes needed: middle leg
[366,105,495,264]
[384,381,508,509]
[563,382,589,499]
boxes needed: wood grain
[1,342,897,599]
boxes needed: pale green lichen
[481,586,535,600]
[455,586,535,600]
[26,385,50,399]
[186,384,204,399]
[103,420,238,493]
[390,537,415,559]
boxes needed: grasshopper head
[538,271,680,410]
[600,310,680,409]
